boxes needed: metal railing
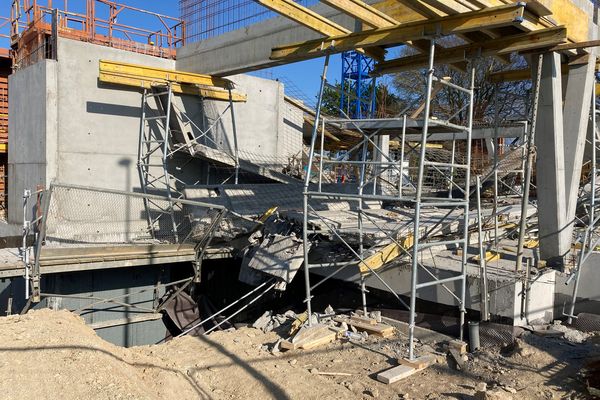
[21,183,256,302]
[11,0,184,66]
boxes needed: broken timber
[280,324,340,350]
[333,315,395,337]
[358,235,413,274]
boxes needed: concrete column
[534,52,570,263]
[484,137,495,160]
[374,135,390,192]
[562,57,595,242]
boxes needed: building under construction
[0,0,598,398]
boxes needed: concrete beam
[534,52,570,263]
[176,2,359,76]
[562,57,595,241]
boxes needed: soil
[0,309,597,399]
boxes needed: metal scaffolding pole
[303,53,331,326]
[516,54,543,272]
[566,78,599,324]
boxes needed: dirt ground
[0,309,597,399]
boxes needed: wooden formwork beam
[270,4,528,62]
[321,0,469,71]
[98,60,247,102]
[373,26,567,75]
[256,0,385,60]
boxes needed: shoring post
[228,87,240,185]
[318,117,325,192]
[399,115,406,197]
[459,63,476,342]
[476,175,489,321]
[493,84,500,252]
[358,120,369,316]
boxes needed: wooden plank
[448,339,468,354]
[289,324,340,350]
[333,316,395,337]
[373,27,567,75]
[270,4,528,62]
[398,354,437,369]
[376,364,417,384]
[350,315,377,325]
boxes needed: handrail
[10,0,184,59]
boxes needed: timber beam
[373,26,567,75]
[321,0,468,71]
[256,0,385,60]
[99,60,247,102]
[270,4,529,62]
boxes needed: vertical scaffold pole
[303,53,331,326]
[567,75,597,324]
[409,39,436,360]
[459,63,476,341]
[516,54,543,272]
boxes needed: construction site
[0,0,598,398]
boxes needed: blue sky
[0,0,347,100]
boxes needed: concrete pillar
[562,57,595,242]
[374,135,390,192]
[484,137,495,160]
[534,52,570,263]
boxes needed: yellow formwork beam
[320,0,398,28]
[99,60,247,102]
[99,73,247,102]
[257,0,348,36]
[359,235,413,274]
[271,4,527,62]
[256,0,385,60]
[100,60,232,88]
[373,27,567,75]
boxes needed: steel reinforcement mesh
[179,0,320,42]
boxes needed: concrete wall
[8,60,58,223]
[554,253,600,317]
[8,38,303,225]
[313,259,556,325]
[55,38,175,192]
[0,264,176,347]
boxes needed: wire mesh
[43,184,225,246]
[179,0,320,42]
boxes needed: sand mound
[0,309,201,400]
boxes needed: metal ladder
[408,40,475,359]
[137,84,180,242]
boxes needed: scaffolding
[302,41,476,360]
